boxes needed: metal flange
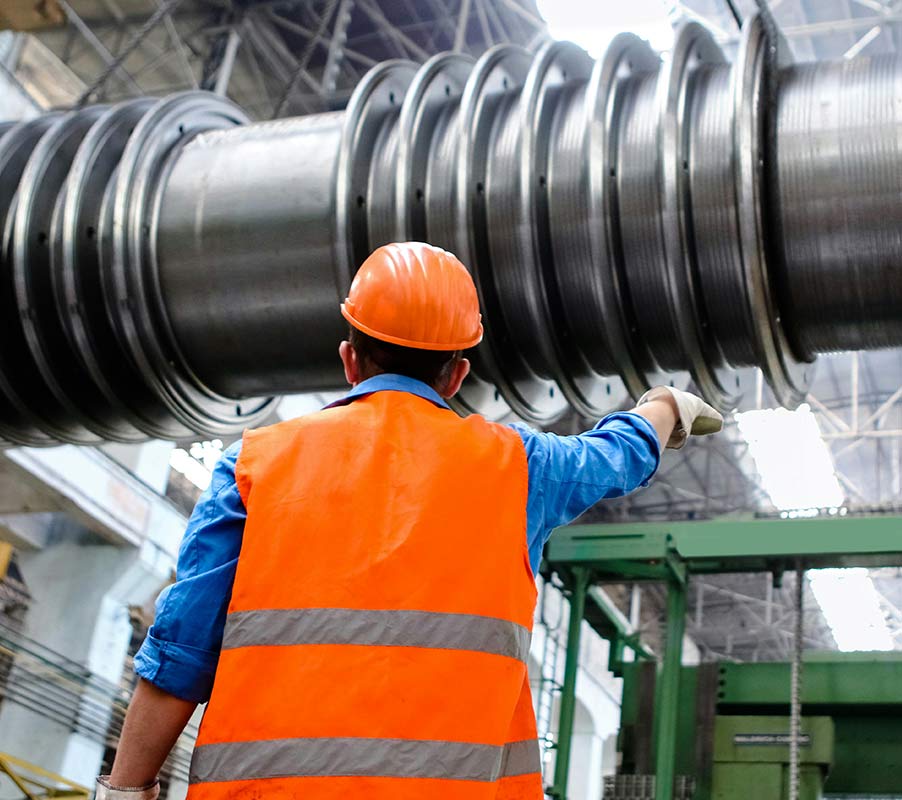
[335,59,418,296]
[585,33,662,400]
[0,116,67,446]
[520,40,630,419]
[112,92,277,437]
[733,12,813,407]
[54,98,190,441]
[658,22,741,412]
[13,105,136,443]
[457,44,568,424]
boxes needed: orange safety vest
[187,390,543,799]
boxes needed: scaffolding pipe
[1,11,901,444]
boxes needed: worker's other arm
[103,680,196,793]
[100,441,247,795]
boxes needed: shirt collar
[324,373,451,411]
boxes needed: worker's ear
[440,357,470,399]
[339,340,361,386]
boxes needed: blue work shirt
[135,374,660,703]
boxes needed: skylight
[735,404,844,512]
[169,439,224,491]
[808,569,894,652]
[535,0,675,56]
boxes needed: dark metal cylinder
[775,54,902,359]
[1,11,901,445]
[155,115,348,398]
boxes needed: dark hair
[349,327,462,388]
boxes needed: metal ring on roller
[389,51,511,421]
[457,45,568,425]
[586,34,662,399]
[335,60,418,296]
[3,116,103,444]
[659,22,740,412]
[393,52,473,244]
[112,93,277,436]
[0,116,80,446]
[734,12,813,407]
[54,98,191,441]
[13,105,137,442]
[521,40,628,419]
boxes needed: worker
[96,242,722,800]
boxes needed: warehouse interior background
[0,0,901,798]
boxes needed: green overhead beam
[546,515,902,576]
[718,655,902,707]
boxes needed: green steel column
[653,578,688,800]
[550,567,590,800]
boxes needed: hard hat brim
[341,304,483,351]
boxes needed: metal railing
[0,622,196,784]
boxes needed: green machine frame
[542,515,902,800]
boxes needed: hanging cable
[789,562,805,800]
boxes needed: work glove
[95,777,160,800]
[637,386,723,450]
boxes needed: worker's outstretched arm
[515,385,723,573]
[98,679,196,796]
[631,395,679,450]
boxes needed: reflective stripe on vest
[222,608,531,663]
[190,737,541,785]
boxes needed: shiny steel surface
[156,113,349,400]
[0,116,62,446]
[14,106,110,443]
[0,10,900,442]
[776,54,902,359]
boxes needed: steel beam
[652,577,687,800]
[546,516,902,576]
[549,567,589,800]
[213,26,240,95]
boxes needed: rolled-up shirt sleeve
[134,440,246,703]
[513,412,661,574]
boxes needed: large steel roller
[0,11,899,445]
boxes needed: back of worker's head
[340,242,483,393]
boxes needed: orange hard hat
[341,242,484,351]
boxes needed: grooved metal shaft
[0,11,901,445]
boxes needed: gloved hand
[95,777,160,800]
[637,386,723,449]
